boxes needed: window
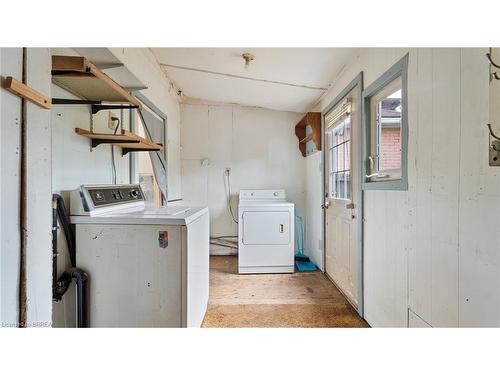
[326,99,352,200]
[130,93,169,207]
[371,78,402,176]
[363,54,408,190]
[135,112,164,207]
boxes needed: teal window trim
[362,53,409,191]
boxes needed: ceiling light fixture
[242,53,255,70]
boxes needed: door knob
[322,201,330,209]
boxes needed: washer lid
[71,206,208,225]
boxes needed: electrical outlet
[108,111,119,130]
[225,168,231,176]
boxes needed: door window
[326,100,352,201]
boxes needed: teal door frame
[321,72,364,317]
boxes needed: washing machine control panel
[71,184,147,216]
[87,185,145,207]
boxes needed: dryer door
[242,211,290,245]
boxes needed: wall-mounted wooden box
[295,112,321,157]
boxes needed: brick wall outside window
[380,127,401,170]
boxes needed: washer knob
[273,192,278,196]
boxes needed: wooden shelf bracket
[91,138,140,148]
[51,99,139,114]
[121,147,162,156]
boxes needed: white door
[324,85,361,308]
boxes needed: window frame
[129,92,169,204]
[134,111,165,207]
[362,53,409,191]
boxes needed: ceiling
[151,48,358,113]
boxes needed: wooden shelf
[3,76,52,109]
[299,134,314,144]
[52,56,142,108]
[295,112,321,157]
[75,128,162,155]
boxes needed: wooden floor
[202,256,369,328]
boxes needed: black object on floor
[294,252,310,262]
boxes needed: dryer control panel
[239,189,286,201]
[71,184,146,216]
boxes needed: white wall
[51,48,182,327]
[305,151,323,270]
[1,48,53,327]
[0,48,22,326]
[180,103,305,254]
[458,48,500,326]
[24,48,53,327]
[315,48,500,327]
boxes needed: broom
[294,212,318,271]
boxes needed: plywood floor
[202,256,369,328]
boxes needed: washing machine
[70,184,209,327]
[238,189,294,274]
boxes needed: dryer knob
[273,192,278,196]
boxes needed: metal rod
[122,147,161,156]
[91,139,140,148]
[52,98,101,105]
[91,104,139,115]
[51,100,139,115]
